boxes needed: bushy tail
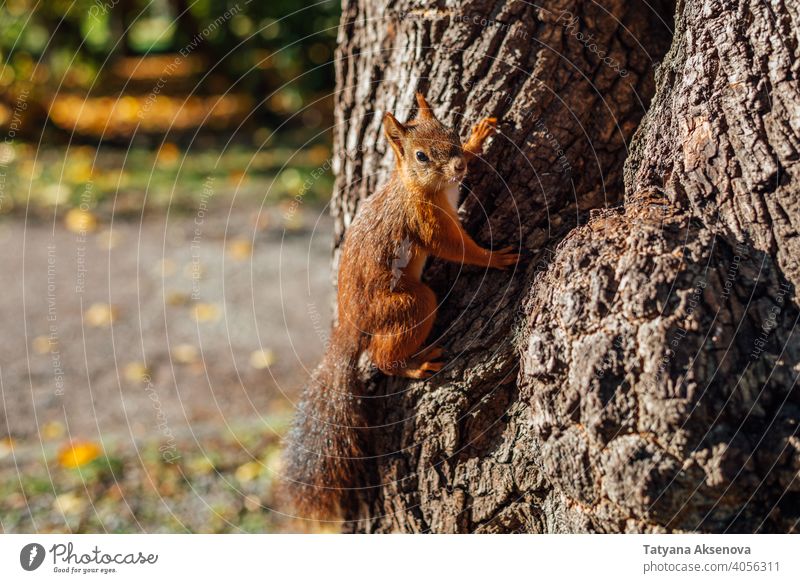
[283,327,367,521]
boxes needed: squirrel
[283,93,519,522]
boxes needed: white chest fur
[443,182,460,213]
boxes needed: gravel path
[0,204,333,446]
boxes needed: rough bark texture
[329,0,800,533]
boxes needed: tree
[326,0,800,533]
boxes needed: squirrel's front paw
[471,117,497,144]
[489,245,521,270]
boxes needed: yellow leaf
[65,160,93,183]
[123,362,150,383]
[65,208,97,233]
[264,446,284,475]
[41,184,70,206]
[42,421,65,440]
[227,239,253,261]
[234,461,261,483]
[53,492,87,514]
[58,441,101,468]
[249,349,275,370]
[84,303,118,327]
[32,335,54,354]
[0,436,15,459]
[191,302,220,323]
[171,344,199,364]
[186,456,214,475]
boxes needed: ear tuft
[415,92,434,120]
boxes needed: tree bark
[329,0,800,533]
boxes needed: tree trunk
[329,0,800,533]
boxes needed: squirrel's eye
[415,151,429,163]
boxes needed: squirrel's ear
[383,112,407,158]
[415,92,434,120]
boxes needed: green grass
[0,141,334,217]
[0,418,298,533]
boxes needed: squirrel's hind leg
[376,346,446,380]
[368,284,445,379]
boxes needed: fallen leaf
[41,184,70,206]
[84,303,118,327]
[165,291,192,306]
[234,461,261,483]
[186,455,214,475]
[65,208,98,233]
[227,239,253,261]
[42,421,65,440]
[264,446,284,475]
[171,344,199,364]
[58,441,101,468]
[65,159,93,183]
[32,335,54,354]
[0,436,14,459]
[123,362,150,383]
[249,349,275,370]
[191,302,220,323]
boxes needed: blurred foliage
[0,0,339,138]
[0,0,338,99]
[0,0,339,215]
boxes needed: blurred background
[0,0,340,532]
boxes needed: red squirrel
[284,93,519,521]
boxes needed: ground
[0,193,334,533]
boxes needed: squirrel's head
[383,93,466,193]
